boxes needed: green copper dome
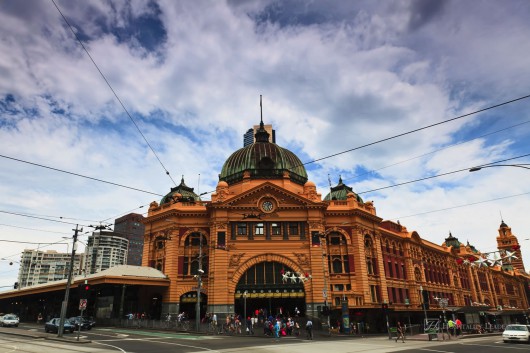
[324,176,363,203]
[161,177,200,204]
[219,122,308,185]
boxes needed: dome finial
[260,94,263,126]
[255,95,270,142]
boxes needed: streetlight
[469,164,530,172]
[243,290,248,332]
[194,236,204,332]
[434,296,449,340]
[419,285,428,332]
[318,233,331,335]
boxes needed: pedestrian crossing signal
[78,283,91,299]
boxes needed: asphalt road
[0,324,527,353]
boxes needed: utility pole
[58,225,80,337]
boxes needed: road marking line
[419,349,455,353]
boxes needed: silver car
[0,314,19,327]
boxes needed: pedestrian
[395,321,405,343]
[455,318,462,336]
[306,319,313,340]
[274,319,281,341]
[37,313,43,324]
[447,319,455,336]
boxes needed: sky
[1,0,530,291]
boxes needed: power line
[99,204,149,223]
[0,210,85,227]
[341,119,530,183]
[0,154,164,197]
[0,223,71,235]
[357,153,530,195]
[301,93,530,167]
[389,191,530,220]
[50,0,177,187]
[0,239,69,245]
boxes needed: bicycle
[175,319,190,331]
[207,321,219,335]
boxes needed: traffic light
[322,305,330,316]
[13,282,18,289]
[78,283,91,299]
[382,303,388,314]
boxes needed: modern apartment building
[85,230,129,274]
[17,249,84,288]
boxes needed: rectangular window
[332,256,342,273]
[370,285,380,303]
[311,231,321,246]
[289,223,299,235]
[255,223,264,235]
[237,223,247,235]
[271,223,281,235]
[217,232,226,248]
[334,284,344,291]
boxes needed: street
[0,324,527,353]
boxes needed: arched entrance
[235,261,305,319]
[179,292,207,320]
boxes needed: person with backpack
[306,319,313,340]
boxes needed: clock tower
[496,220,525,272]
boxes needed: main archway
[234,261,305,319]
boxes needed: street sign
[322,289,327,299]
[79,299,87,310]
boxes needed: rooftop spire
[255,95,270,142]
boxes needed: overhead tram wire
[50,0,177,187]
[298,93,530,168]
[0,210,104,224]
[0,223,71,235]
[0,154,164,197]
[1,237,74,261]
[389,191,530,221]
[356,153,530,195]
[340,119,530,183]
[0,210,89,227]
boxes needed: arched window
[183,232,209,276]
[365,234,377,275]
[414,267,422,282]
[327,232,350,274]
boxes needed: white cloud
[1,0,530,290]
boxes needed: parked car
[86,316,96,328]
[68,316,92,330]
[0,314,19,327]
[44,318,75,333]
[502,324,530,343]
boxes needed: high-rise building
[114,213,145,266]
[85,230,128,274]
[17,249,84,288]
[243,124,275,146]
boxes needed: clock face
[261,200,274,212]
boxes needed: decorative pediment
[219,182,323,210]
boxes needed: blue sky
[1,0,530,290]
